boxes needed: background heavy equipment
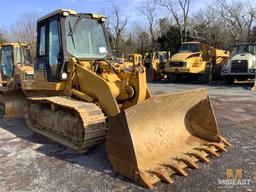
[126,53,142,65]
[20,9,230,188]
[144,51,170,81]
[221,43,256,84]
[114,54,142,67]
[165,42,230,83]
[0,42,33,117]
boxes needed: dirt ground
[0,81,255,192]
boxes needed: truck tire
[153,71,163,81]
[146,68,154,82]
[198,64,212,84]
[223,76,234,84]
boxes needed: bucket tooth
[218,136,231,146]
[152,170,174,184]
[195,147,219,157]
[207,143,227,152]
[135,171,155,189]
[189,152,210,163]
[164,164,188,176]
[178,158,199,169]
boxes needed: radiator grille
[170,62,185,67]
[231,60,248,73]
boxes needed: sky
[0,0,255,29]
[0,0,209,27]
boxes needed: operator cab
[0,43,32,81]
[36,9,111,82]
[232,44,256,56]
[127,54,142,65]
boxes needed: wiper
[68,14,84,49]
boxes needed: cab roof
[37,9,106,23]
[0,42,30,47]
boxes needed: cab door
[0,45,14,78]
[36,17,62,82]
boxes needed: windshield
[0,45,14,77]
[65,16,109,59]
[15,47,33,66]
[179,43,201,53]
[22,47,33,65]
[128,55,134,62]
[233,45,256,55]
[158,53,167,62]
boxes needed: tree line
[1,0,256,59]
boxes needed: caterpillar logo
[226,169,243,179]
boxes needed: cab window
[16,47,21,64]
[48,19,60,77]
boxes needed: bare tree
[243,1,256,41]
[141,0,158,49]
[9,13,38,58]
[110,4,130,56]
[0,28,8,43]
[215,0,244,42]
[191,5,233,48]
[132,24,151,54]
[159,18,171,36]
[215,0,256,42]
[158,0,191,42]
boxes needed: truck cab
[221,43,256,84]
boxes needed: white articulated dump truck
[221,43,256,84]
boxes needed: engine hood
[171,52,201,62]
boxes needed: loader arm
[73,61,150,117]
[75,63,120,116]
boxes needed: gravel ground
[0,81,255,192]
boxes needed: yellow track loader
[0,43,33,117]
[126,54,143,66]
[114,54,143,68]
[20,9,230,188]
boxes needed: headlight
[61,72,68,80]
[249,69,256,73]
